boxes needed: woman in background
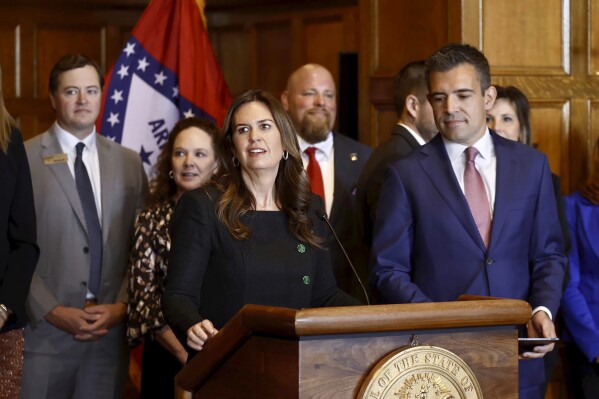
[486,85,570,253]
[163,90,359,354]
[0,64,39,397]
[487,85,571,397]
[485,85,531,144]
[127,117,219,398]
[560,137,599,398]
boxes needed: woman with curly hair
[127,117,218,398]
[163,89,359,354]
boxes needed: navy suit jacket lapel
[420,135,486,251]
[40,129,88,231]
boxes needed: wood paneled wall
[359,0,458,148]
[0,0,359,141]
[360,0,598,194]
[206,1,359,99]
[2,0,595,193]
[0,0,147,140]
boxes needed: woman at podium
[163,89,359,353]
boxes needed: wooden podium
[176,296,531,398]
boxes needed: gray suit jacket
[24,124,148,354]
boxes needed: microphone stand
[318,211,370,305]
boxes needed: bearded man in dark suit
[281,64,372,303]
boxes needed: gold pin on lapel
[350,153,358,161]
[43,153,68,165]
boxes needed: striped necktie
[75,142,103,297]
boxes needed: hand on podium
[187,319,219,351]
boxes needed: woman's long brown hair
[213,89,322,248]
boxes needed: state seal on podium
[357,345,483,399]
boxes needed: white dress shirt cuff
[532,306,552,321]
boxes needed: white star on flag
[98,0,232,177]
[124,42,136,57]
[154,71,167,85]
[116,65,129,79]
[111,89,124,104]
[137,57,149,72]
[107,112,120,127]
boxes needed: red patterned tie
[464,147,491,248]
[304,147,325,201]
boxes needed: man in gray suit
[21,54,148,398]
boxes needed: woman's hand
[156,325,189,364]
[186,319,219,351]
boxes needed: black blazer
[356,124,421,247]
[327,132,372,302]
[163,187,359,348]
[0,127,39,332]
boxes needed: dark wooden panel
[206,0,356,11]
[195,336,299,398]
[375,0,449,76]
[6,98,56,140]
[590,0,599,75]
[37,27,104,98]
[212,27,251,96]
[207,5,359,105]
[484,0,566,75]
[359,0,451,147]
[529,100,569,179]
[303,16,345,80]
[0,23,17,98]
[0,1,144,141]
[256,22,292,97]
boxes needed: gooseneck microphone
[316,210,371,305]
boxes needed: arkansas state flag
[97,0,231,175]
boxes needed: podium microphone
[316,210,370,305]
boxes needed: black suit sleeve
[162,190,210,344]
[0,128,39,330]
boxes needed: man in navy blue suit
[370,43,567,399]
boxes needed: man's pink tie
[464,146,491,248]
